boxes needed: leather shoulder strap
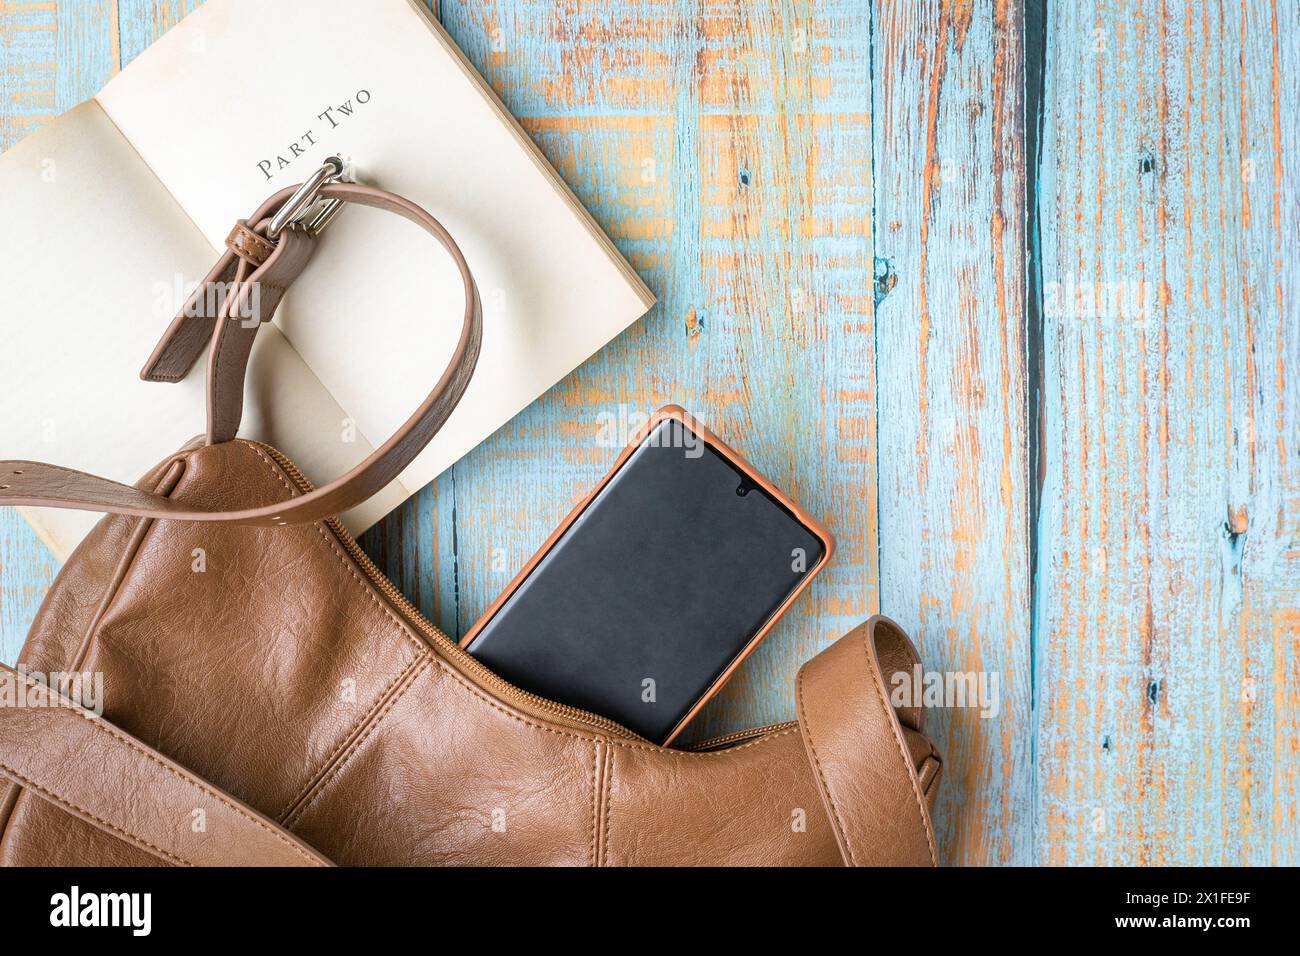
[795,615,939,866]
[0,182,481,527]
[0,663,331,866]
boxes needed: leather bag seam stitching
[589,741,598,867]
[795,666,857,866]
[861,631,938,866]
[601,746,614,866]
[7,672,321,865]
[226,223,274,265]
[0,760,191,867]
[276,654,427,823]
[282,661,431,828]
[0,783,22,862]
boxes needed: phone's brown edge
[655,408,835,744]
[458,404,836,748]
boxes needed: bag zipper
[680,721,798,752]
[250,441,645,742]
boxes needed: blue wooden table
[1,0,1295,867]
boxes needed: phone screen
[465,417,827,742]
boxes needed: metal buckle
[266,156,349,240]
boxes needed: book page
[0,103,401,558]
[96,0,654,496]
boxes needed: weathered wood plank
[0,0,58,146]
[116,0,199,67]
[1036,0,1299,865]
[0,510,57,667]
[872,0,1033,866]
[421,0,879,744]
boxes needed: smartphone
[462,405,833,744]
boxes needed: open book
[0,0,654,560]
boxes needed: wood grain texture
[873,0,1033,866]
[1035,0,1299,865]
[1,0,1296,868]
[0,510,56,668]
[0,0,110,148]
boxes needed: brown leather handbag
[0,180,942,866]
